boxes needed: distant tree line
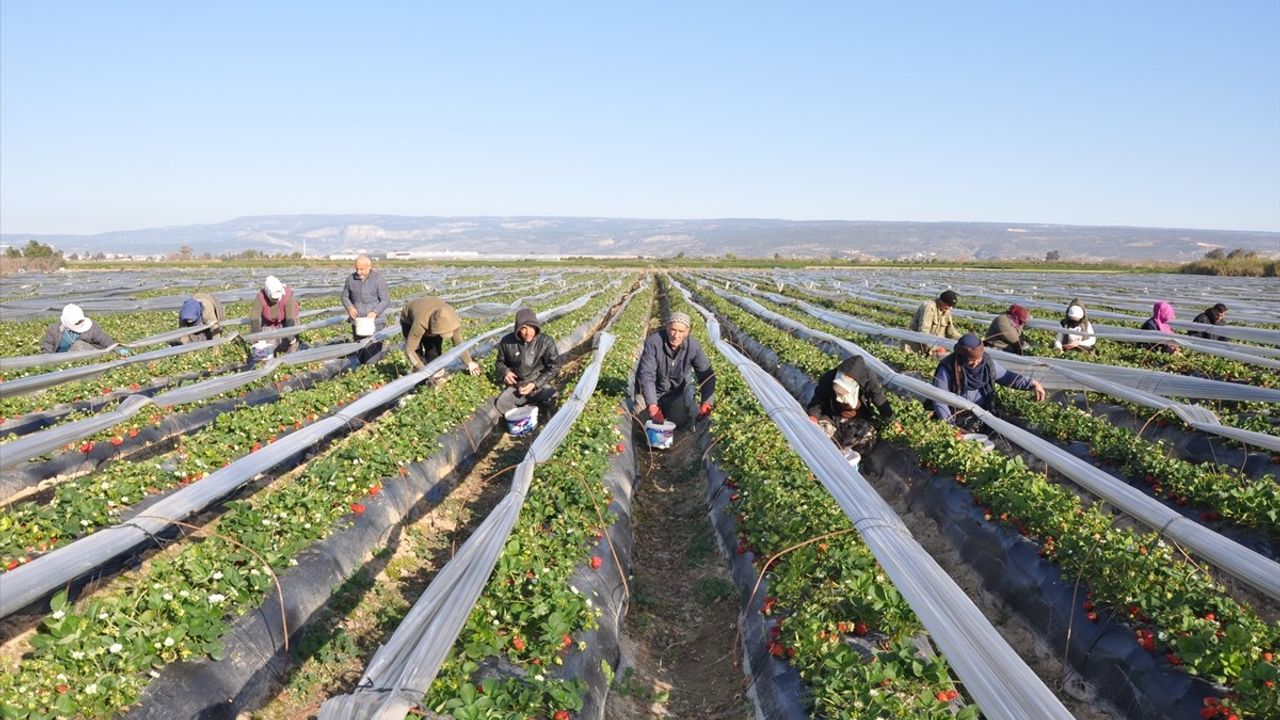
[0,239,66,272]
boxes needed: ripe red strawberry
[589,556,603,570]
[79,441,94,453]
[1263,651,1274,662]
[1086,611,1099,622]
[368,484,381,496]
[128,427,139,438]
[5,559,18,570]
[554,712,570,720]
[110,436,124,446]
[936,691,951,703]
[1204,612,1216,622]
[614,443,625,453]
[854,622,868,636]
[1167,654,1182,666]
[561,634,573,649]
[511,636,526,651]
[55,684,69,694]
[251,441,262,452]
[350,503,365,515]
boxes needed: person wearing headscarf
[249,275,301,354]
[1139,301,1181,354]
[983,304,1032,354]
[636,311,716,428]
[177,292,225,344]
[906,290,962,356]
[1053,298,1096,352]
[932,333,1045,428]
[39,304,126,355]
[806,354,896,453]
[493,308,561,416]
[399,296,482,374]
[1189,303,1229,342]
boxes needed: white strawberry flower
[207,593,226,605]
[51,610,65,620]
[108,643,123,653]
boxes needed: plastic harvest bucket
[842,448,862,471]
[353,316,376,337]
[960,433,996,452]
[644,420,676,449]
[251,340,275,363]
[505,406,539,437]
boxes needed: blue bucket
[644,420,675,449]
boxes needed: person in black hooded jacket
[805,354,897,453]
[494,308,561,416]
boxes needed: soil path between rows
[605,423,751,720]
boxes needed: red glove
[647,404,665,424]
[698,402,713,419]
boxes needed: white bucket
[960,433,996,452]
[644,420,676,449]
[251,340,275,362]
[353,316,376,337]
[842,448,862,471]
[504,406,539,436]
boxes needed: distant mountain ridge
[3,215,1277,261]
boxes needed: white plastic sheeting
[318,331,622,720]
[704,285,1280,602]
[733,285,1280,452]
[671,282,1075,720]
[0,293,599,618]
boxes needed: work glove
[698,402,713,420]
[647,404,665,424]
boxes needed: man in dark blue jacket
[636,311,716,427]
[932,333,1045,428]
[494,308,561,416]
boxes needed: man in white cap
[249,275,301,354]
[806,354,896,453]
[40,304,127,355]
[636,310,716,428]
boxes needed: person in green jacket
[399,296,483,375]
[983,304,1032,355]
[906,290,961,356]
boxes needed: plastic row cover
[805,283,1280,365]
[670,281,1075,720]
[318,331,622,720]
[0,293,598,618]
[738,286,1280,452]
[708,285,1280,601]
[847,281,1280,346]
[769,289,1280,406]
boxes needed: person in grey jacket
[932,333,1044,430]
[636,311,716,427]
[40,304,127,355]
[493,308,561,416]
[341,255,390,363]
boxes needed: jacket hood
[513,308,540,336]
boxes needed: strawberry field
[0,266,1277,719]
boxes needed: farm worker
[249,275,301,354]
[341,254,390,363]
[906,290,962,357]
[493,308,561,417]
[1139,301,1181,354]
[806,354,897,454]
[177,292,225,344]
[1188,303,1229,342]
[931,333,1045,430]
[39,304,128,355]
[636,311,716,428]
[399,296,482,375]
[1053,299,1096,352]
[983,304,1032,355]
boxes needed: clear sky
[2,1,1278,235]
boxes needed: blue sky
[2,2,1278,234]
